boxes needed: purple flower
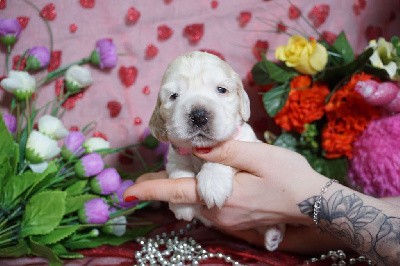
[78,198,110,224]
[90,38,117,69]
[74,153,104,178]
[26,46,51,70]
[0,18,22,46]
[112,180,138,209]
[90,168,122,195]
[61,131,85,160]
[2,113,17,133]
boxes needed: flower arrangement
[252,29,400,196]
[0,17,165,264]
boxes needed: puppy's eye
[217,87,227,94]
[169,93,179,100]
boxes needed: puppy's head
[149,51,250,148]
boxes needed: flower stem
[5,45,11,75]
[25,97,31,136]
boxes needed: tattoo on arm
[298,190,400,265]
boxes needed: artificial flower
[386,90,400,113]
[83,137,110,153]
[61,131,86,159]
[354,80,397,106]
[112,180,138,209]
[0,18,22,46]
[349,114,400,197]
[26,46,51,70]
[78,198,110,224]
[38,115,69,140]
[65,65,93,94]
[322,73,381,159]
[75,153,104,178]
[275,35,328,75]
[368,38,398,79]
[25,130,61,163]
[90,168,122,195]
[0,70,36,101]
[2,112,17,133]
[90,38,118,69]
[274,75,329,133]
[102,215,127,236]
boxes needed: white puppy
[149,51,285,251]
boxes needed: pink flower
[0,18,22,46]
[112,180,138,209]
[2,112,17,133]
[61,131,85,159]
[90,38,117,69]
[78,198,110,224]
[74,153,104,178]
[348,114,400,197]
[90,168,122,195]
[26,46,51,70]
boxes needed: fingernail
[124,195,138,202]
[194,147,212,154]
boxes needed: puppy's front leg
[166,148,199,221]
[196,162,234,208]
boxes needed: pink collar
[172,125,242,156]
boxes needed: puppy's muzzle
[189,108,209,128]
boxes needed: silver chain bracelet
[134,219,245,266]
[304,249,374,265]
[313,179,338,225]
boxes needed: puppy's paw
[196,163,233,208]
[169,203,198,221]
[264,225,285,251]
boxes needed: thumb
[194,140,280,176]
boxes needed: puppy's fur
[149,51,285,251]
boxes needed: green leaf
[319,157,348,184]
[0,240,30,257]
[65,194,97,215]
[50,243,84,259]
[0,115,18,196]
[21,191,66,237]
[363,64,391,81]
[332,32,354,64]
[28,238,63,266]
[251,57,297,85]
[0,113,16,155]
[273,132,298,151]
[64,225,155,250]
[65,180,88,196]
[262,83,290,117]
[33,225,80,245]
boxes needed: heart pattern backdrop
[1,0,399,172]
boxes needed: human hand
[124,140,330,229]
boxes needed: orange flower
[322,73,381,159]
[274,75,329,133]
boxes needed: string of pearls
[134,219,244,266]
[304,250,374,265]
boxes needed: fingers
[194,140,287,176]
[123,177,202,204]
[135,171,168,183]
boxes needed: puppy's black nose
[189,108,208,127]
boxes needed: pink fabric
[1,0,399,172]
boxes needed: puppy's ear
[237,79,251,121]
[149,96,169,141]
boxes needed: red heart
[145,44,158,59]
[142,86,151,95]
[54,79,64,97]
[353,5,361,16]
[47,50,62,71]
[62,92,84,110]
[277,22,287,33]
[307,4,330,28]
[80,0,95,8]
[119,66,138,87]
[158,25,173,41]
[133,117,142,125]
[252,40,269,61]
[126,7,140,24]
[164,0,173,4]
[40,3,57,21]
[365,25,383,41]
[12,55,26,70]
[183,24,204,44]
[238,11,252,28]
[199,49,225,61]
[69,23,78,33]
[69,126,80,131]
[0,0,6,9]
[107,100,122,118]
[92,131,108,140]
[288,4,301,20]
[211,0,218,9]
[17,17,30,29]
[321,31,337,45]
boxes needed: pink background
[1,0,399,172]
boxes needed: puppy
[149,51,285,251]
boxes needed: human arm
[124,140,400,265]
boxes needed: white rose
[103,216,127,236]
[38,115,69,140]
[65,65,93,93]
[83,137,110,152]
[0,70,36,101]
[25,130,61,163]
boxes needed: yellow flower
[275,35,328,75]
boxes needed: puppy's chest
[190,155,205,174]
